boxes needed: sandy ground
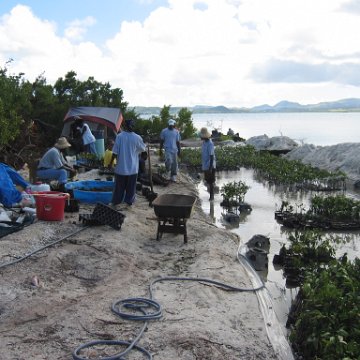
[0,154,277,360]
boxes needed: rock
[246,135,271,150]
[284,142,360,180]
[246,134,298,152]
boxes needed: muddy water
[197,168,360,333]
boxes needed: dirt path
[0,161,277,359]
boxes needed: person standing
[200,127,216,200]
[109,119,146,207]
[159,119,181,182]
[74,116,98,156]
[103,138,116,168]
[36,137,76,192]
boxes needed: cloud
[251,59,360,86]
[339,0,360,13]
[64,16,96,42]
[1,0,360,107]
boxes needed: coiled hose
[72,276,265,360]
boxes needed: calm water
[196,169,360,333]
[192,112,360,146]
[188,112,360,340]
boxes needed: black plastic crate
[78,213,101,226]
[92,203,125,230]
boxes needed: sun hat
[199,127,211,139]
[54,137,72,149]
[168,119,176,126]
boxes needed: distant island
[133,98,360,115]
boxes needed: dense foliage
[0,64,196,168]
[181,145,346,189]
[133,105,196,141]
[310,194,360,221]
[0,66,31,146]
[276,195,360,230]
[289,255,360,359]
[274,229,359,359]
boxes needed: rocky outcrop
[284,142,360,181]
[246,134,298,152]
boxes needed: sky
[1,0,360,108]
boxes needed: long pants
[164,151,178,176]
[112,173,137,205]
[36,168,68,184]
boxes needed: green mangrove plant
[220,180,250,208]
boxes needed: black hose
[72,276,265,360]
[0,226,88,270]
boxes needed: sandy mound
[0,157,278,359]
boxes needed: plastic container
[65,180,114,204]
[28,182,51,192]
[95,138,105,159]
[22,207,37,215]
[92,130,104,140]
[34,191,69,221]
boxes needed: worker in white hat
[159,119,181,182]
[200,127,216,200]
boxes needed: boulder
[284,142,360,181]
[246,135,298,152]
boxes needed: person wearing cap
[109,119,146,207]
[73,116,98,156]
[36,137,76,191]
[159,119,181,182]
[200,127,216,200]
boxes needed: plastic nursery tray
[78,213,101,226]
[92,203,125,230]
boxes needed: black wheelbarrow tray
[152,194,197,243]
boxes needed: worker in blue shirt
[109,119,146,207]
[200,127,216,200]
[159,119,181,182]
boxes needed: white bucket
[29,182,51,192]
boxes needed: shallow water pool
[197,168,360,332]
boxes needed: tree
[175,107,196,139]
[134,105,197,141]
[0,67,130,167]
[0,65,32,149]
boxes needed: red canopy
[63,106,123,132]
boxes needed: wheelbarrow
[152,194,197,243]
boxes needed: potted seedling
[220,180,251,210]
[220,180,251,224]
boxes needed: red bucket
[34,191,70,221]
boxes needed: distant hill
[133,98,360,115]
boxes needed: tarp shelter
[61,106,123,138]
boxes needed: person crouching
[36,137,76,192]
